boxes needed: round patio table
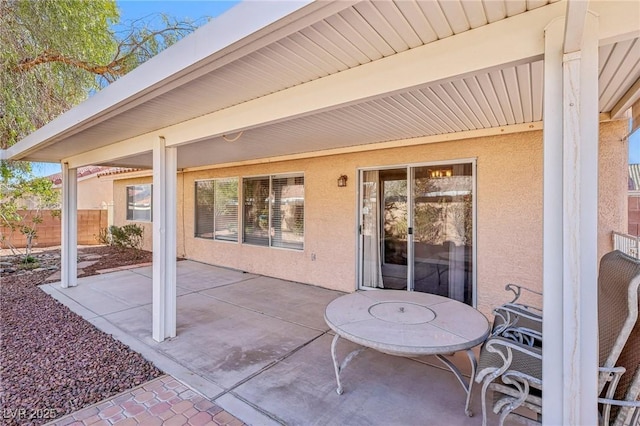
[324,290,490,417]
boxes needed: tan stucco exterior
[113,121,627,317]
[52,175,114,210]
[113,176,154,250]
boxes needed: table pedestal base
[330,334,478,417]
[330,333,366,395]
[435,350,477,417]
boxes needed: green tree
[0,174,59,256]
[0,0,203,254]
[0,0,200,149]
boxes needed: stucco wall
[112,121,628,317]
[77,177,114,210]
[113,176,154,251]
[113,174,186,255]
[52,176,113,210]
[598,120,629,256]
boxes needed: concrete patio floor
[41,260,506,426]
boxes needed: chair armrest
[494,303,542,324]
[499,326,542,346]
[597,397,640,426]
[598,366,628,424]
[477,336,543,385]
[505,283,543,308]
[492,304,543,346]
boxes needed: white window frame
[356,159,477,307]
[242,172,305,251]
[126,184,152,222]
[194,177,239,243]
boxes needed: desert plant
[18,255,40,270]
[94,227,112,245]
[109,224,144,254]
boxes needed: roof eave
[2,0,318,163]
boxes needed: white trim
[542,17,566,423]
[152,137,177,342]
[611,77,640,120]
[356,158,477,306]
[241,172,305,251]
[60,164,77,288]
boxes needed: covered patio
[41,261,500,425]
[4,1,640,423]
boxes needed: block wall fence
[0,209,108,249]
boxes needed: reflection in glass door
[412,164,473,305]
[380,169,408,290]
[359,162,475,305]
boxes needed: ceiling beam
[611,77,640,120]
[563,0,589,53]
[47,0,640,168]
[157,1,570,148]
[155,0,638,149]
[64,137,154,169]
[60,1,565,167]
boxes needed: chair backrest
[611,314,640,425]
[598,250,640,393]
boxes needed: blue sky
[629,129,640,164]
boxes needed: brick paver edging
[46,375,244,426]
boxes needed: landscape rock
[0,246,160,426]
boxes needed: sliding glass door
[359,161,475,306]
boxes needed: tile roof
[47,166,140,185]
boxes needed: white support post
[61,163,77,288]
[542,11,599,425]
[152,137,177,342]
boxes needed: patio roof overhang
[2,0,638,171]
[3,1,640,425]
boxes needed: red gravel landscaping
[0,247,162,426]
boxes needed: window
[126,184,152,222]
[195,178,238,241]
[243,174,304,250]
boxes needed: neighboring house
[46,165,113,210]
[2,1,639,422]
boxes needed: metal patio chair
[475,250,640,426]
[600,316,640,426]
[491,284,543,346]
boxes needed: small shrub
[109,224,144,254]
[95,227,112,245]
[19,255,40,270]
